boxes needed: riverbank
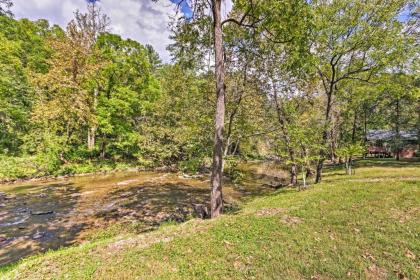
[1,159,418,279]
[0,156,184,184]
[0,161,284,266]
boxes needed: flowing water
[0,162,287,266]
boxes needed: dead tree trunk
[210,0,225,218]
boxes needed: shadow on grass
[324,158,420,174]
[354,158,420,168]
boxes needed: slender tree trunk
[395,97,400,161]
[87,127,96,150]
[210,0,225,218]
[349,111,358,164]
[224,76,245,157]
[290,163,298,185]
[100,141,106,159]
[330,125,337,163]
[302,168,306,190]
[88,87,98,150]
[273,83,297,186]
[232,138,240,155]
[223,137,231,157]
[363,109,368,159]
[352,113,357,143]
[316,90,333,183]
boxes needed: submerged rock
[0,236,14,245]
[35,193,48,198]
[193,204,209,219]
[32,231,45,239]
[116,179,139,186]
[30,210,54,216]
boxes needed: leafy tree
[95,33,161,160]
[0,15,51,154]
[310,0,416,183]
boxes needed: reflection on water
[0,161,287,265]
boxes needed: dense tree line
[0,1,418,217]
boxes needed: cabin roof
[367,130,418,141]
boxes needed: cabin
[366,130,418,158]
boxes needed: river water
[0,162,287,266]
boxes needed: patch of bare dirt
[365,264,388,280]
[255,208,287,216]
[281,215,303,226]
[391,207,419,224]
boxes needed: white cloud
[11,0,178,62]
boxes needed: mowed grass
[1,159,419,280]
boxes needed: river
[0,162,287,266]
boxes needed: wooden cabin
[366,130,418,159]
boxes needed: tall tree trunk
[87,127,96,150]
[363,109,368,159]
[395,97,400,161]
[330,124,337,163]
[224,75,245,157]
[351,111,357,144]
[273,83,297,186]
[316,90,333,183]
[232,138,240,155]
[87,87,98,151]
[100,141,106,159]
[210,0,225,218]
[348,110,358,165]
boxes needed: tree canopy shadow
[0,183,87,266]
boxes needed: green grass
[1,159,419,279]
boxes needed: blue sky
[170,0,193,18]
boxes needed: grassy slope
[1,159,419,280]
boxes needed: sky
[11,0,233,63]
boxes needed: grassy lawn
[1,159,419,280]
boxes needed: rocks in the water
[16,207,29,213]
[0,192,14,200]
[30,210,54,215]
[116,179,139,186]
[32,231,45,239]
[0,215,29,227]
[193,203,209,219]
[0,235,15,245]
[35,193,48,198]
[179,173,203,180]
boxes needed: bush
[179,158,203,173]
[0,155,38,180]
